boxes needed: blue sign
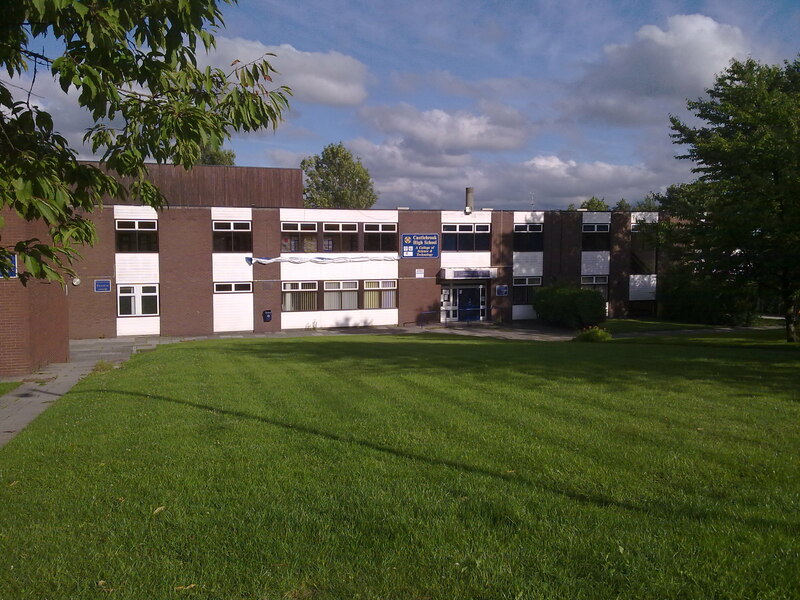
[1,255,17,278]
[402,234,439,258]
[94,279,112,293]
[496,285,509,297]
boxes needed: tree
[199,143,236,166]
[1,0,289,283]
[581,196,609,211]
[301,142,378,209]
[668,57,800,341]
[634,193,661,211]
[613,198,632,211]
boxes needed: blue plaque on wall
[94,279,112,293]
[401,234,439,258]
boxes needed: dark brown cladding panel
[397,211,441,326]
[69,209,117,339]
[86,163,303,209]
[253,208,282,333]
[609,212,631,317]
[491,211,513,323]
[543,211,581,285]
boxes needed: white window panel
[114,205,158,219]
[280,255,398,281]
[213,293,254,332]
[117,316,160,336]
[513,211,545,224]
[212,253,253,282]
[581,251,610,275]
[440,252,492,269]
[512,252,543,276]
[281,309,398,330]
[582,211,612,224]
[211,207,252,220]
[440,210,492,223]
[280,208,398,223]
[630,274,658,301]
[115,254,160,283]
[631,212,659,225]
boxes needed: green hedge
[533,286,606,329]
[657,271,756,326]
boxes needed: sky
[18,0,800,210]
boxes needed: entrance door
[457,287,481,321]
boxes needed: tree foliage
[580,196,609,211]
[0,0,290,283]
[199,143,236,166]
[301,142,378,209]
[613,198,632,211]
[667,57,800,341]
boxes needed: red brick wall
[68,209,116,339]
[398,211,442,326]
[491,211,514,323]
[253,208,282,333]
[1,210,69,376]
[159,207,214,336]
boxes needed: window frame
[513,223,544,252]
[512,276,542,305]
[322,222,359,252]
[212,220,253,252]
[115,219,159,253]
[281,222,318,252]
[214,282,253,293]
[363,279,398,309]
[281,281,319,312]
[117,284,159,317]
[363,222,398,252]
[442,223,491,252]
[323,280,359,310]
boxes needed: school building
[0,164,658,375]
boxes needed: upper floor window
[513,224,543,252]
[281,222,317,253]
[116,220,158,253]
[213,221,252,252]
[214,282,253,293]
[364,223,397,252]
[442,223,490,251]
[323,223,358,252]
[582,223,610,251]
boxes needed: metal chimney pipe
[465,187,474,214]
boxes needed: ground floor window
[118,284,159,316]
[364,280,397,309]
[512,276,542,304]
[581,275,609,300]
[282,281,318,311]
[324,281,359,310]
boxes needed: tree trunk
[785,297,798,343]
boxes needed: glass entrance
[440,284,487,323]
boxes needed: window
[118,284,159,316]
[631,231,657,274]
[116,220,158,253]
[323,281,359,310]
[582,223,610,251]
[364,223,397,252]
[281,222,318,252]
[214,282,253,293]
[512,277,542,304]
[513,223,543,252]
[213,221,252,252]
[442,223,491,251]
[323,223,358,252]
[282,281,318,311]
[364,280,397,309]
[581,275,609,300]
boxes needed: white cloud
[203,37,369,106]
[562,14,751,126]
[359,102,533,154]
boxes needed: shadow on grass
[173,334,800,402]
[83,386,800,536]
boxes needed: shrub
[533,285,606,329]
[574,327,612,342]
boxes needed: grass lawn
[601,318,713,334]
[614,327,799,350]
[0,381,21,396]
[1,334,798,599]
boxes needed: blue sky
[24,0,800,210]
